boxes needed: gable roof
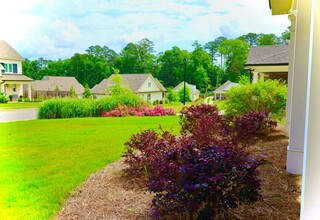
[32,76,84,94]
[214,80,239,94]
[0,40,24,61]
[245,45,289,66]
[91,74,166,94]
[173,81,200,94]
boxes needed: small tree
[54,85,60,97]
[83,85,92,98]
[69,86,77,98]
[109,68,131,96]
[178,85,191,102]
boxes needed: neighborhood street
[0,109,38,123]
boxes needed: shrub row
[38,94,146,119]
[123,104,277,218]
[102,105,176,117]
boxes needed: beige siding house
[173,82,200,102]
[245,45,289,83]
[0,40,33,100]
[32,76,84,98]
[213,80,239,100]
[91,74,166,102]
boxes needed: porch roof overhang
[1,74,34,82]
[245,64,289,73]
[269,0,294,15]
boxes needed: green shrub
[167,88,180,102]
[0,93,9,103]
[178,86,191,102]
[24,98,31,102]
[18,98,23,102]
[9,95,13,101]
[224,79,287,117]
[34,96,45,102]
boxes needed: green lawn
[0,116,180,219]
[0,102,42,110]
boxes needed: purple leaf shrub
[147,139,261,218]
[123,104,277,218]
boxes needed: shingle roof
[173,82,200,94]
[0,40,24,61]
[32,76,84,94]
[246,45,289,66]
[214,80,239,93]
[1,74,33,81]
[90,79,130,94]
[91,74,166,94]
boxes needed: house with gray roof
[91,74,166,102]
[245,45,289,83]
[32,76,84,98]
[173,82,200,102]
[213,80,239,100]
[0,40,33,100]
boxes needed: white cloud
[0,0,290,60]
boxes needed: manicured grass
[0,102,42,110]
[0,116,180,219]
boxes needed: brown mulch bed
[55,125,301,220]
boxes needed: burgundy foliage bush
[179,104,277,147]
[123,129,176,177]
[123,104,277,218]
[148,140,261,219]
[102,105,176,117]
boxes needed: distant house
[213,80,239,100]
[91,74,166,102]
[0,40,33,100]
[245,45,289,83]
[173,82,200,102]
[32,76,84,98]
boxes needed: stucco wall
[140,92,163,102]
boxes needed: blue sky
[1,0,290,60]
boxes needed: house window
[13,64,18,73]
[2,63,18,73]
[147,94,151,101]
[148,82,151,88]
[13,84,16,92]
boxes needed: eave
[269,0,294,15]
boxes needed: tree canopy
[23,29,289,91]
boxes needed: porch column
[1,83,4,93]
[20,84,23,97]
[28,83,32,99]
[286,0,312,175]
[285,11,297,136]
[252,71,259,83]
[300,0,320,218]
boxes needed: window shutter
[0,63,4,73]
[13,64,18,73]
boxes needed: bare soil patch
[56,125,301,220]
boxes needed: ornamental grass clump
[38,94,146,119]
